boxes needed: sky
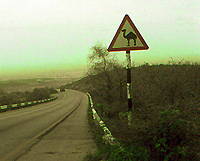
[0,0,199,77]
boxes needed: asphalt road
[0,90,96,161]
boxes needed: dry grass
[64,62,200,160]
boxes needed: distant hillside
[0,68,86,93]
[0,68,86,81]
[62,63,200,108]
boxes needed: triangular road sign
[108,14,149,52]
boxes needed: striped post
[126,50,132,125]
[126,50,132,111]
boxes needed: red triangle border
[108,14,149,52]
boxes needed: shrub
[65,62,200,160]
[129,105,200,160]
[0,87,57,105]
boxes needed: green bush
[131,106,200,160]
[25,87,57,102]
[0,91,25,105]
[85,100,150,161]
[66,62,200,160]
[0,87,57,106]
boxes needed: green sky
[0,0,199,77]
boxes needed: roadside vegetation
[61,44,200,160]
[0,87,58,106]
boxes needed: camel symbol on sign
[122,29,137,46]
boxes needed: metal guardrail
[0,96,57,111]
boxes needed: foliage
[0,88,6,96]
[84,99,150,161]
[88,44,118,75]
[129,106,200,160]
[0,87,57,105]
[63,45,200,160]
[0,91,25,105]
[87,44,125,104]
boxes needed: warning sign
[108,14,149,52]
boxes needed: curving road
[0,90,90,161]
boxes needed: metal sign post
[126,50,132,111]
[126,50,132,126]
[107,14,149,126]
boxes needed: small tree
[88,44,113,75]
[88,44,124,104]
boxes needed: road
[0,90,96,161]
